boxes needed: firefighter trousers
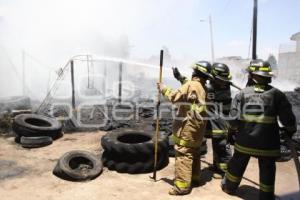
[224,150,276,200]
[174,145,201,192]
[212,137,232,172]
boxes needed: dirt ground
[0,131,299,200]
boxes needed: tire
[20,136,53,148]
[14,136,21,144]
[102,150,169,174]
[101,131,168,157]
[53,150,103,181]
[168,136,175,157]
[101,131,169,174]
[13,114,63,140]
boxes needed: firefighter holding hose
[157,61,209,195]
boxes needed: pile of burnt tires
[13,114,63,148]
[101,131,169,174]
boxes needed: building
[278,32,300,84]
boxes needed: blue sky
[128,0,300,60]
[0,0,299,63]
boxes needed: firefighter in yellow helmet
[157,61,209,195]
[222,60,297,200]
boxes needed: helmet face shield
[252,71,273,78]
[248,60,273,78]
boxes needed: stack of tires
[13,114,63,148]
[101,131,169,174]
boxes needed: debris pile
[0,96,31,113]
[0,96,32,134]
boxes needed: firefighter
[221,60,297,200]
[157,61,209,195]
[172,63,212,157]
[208,63,233,178]
[173,62,233,178]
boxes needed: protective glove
[279,127,296,139]
[172,67,181,80]
[172,67,187,84]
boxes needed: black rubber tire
[53,150,103,181]
[20,136,53,148]
[101,131,169,174]
[101,131,168,157]
[13,114,63,140]
[14,136,21,144]
[168,136,175,157]
[102,150,169,174]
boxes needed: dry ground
[0,131,299,200]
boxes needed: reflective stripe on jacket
[162,78,207,149]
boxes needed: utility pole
[70,60,75,110]
[200,14,215,63]
[252,0,258,60]
[209,14,215,63]
[103,62,107,98]
[87,55,90,89]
